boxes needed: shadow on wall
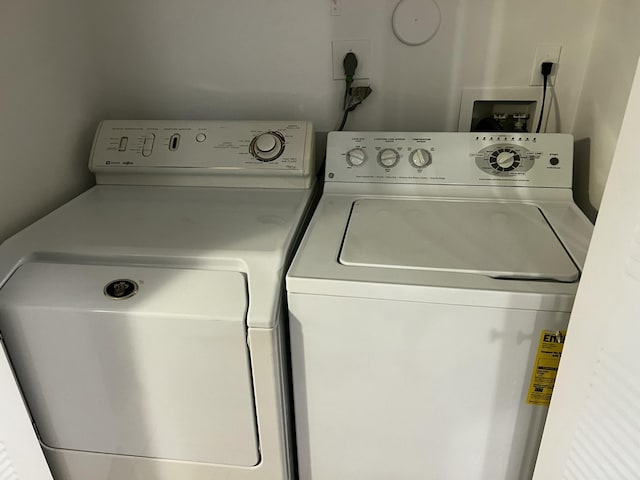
[573,137,597,223]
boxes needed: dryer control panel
[90,120,315,188]
[326,132,573,188]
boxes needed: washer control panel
[326,132,573,188]
[90,120,313,181]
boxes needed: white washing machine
[286,131,593,480]
[0,120,316,480]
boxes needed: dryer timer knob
[250,132,285,162]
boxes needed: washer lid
[339,199,579,282]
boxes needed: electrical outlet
[530,44,562,86]
[332,40,371,80]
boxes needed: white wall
[0,1,98,242]
[571,1,640,220]
[91,0,598,133]
[332,0,599,133]
[534,57,640,480]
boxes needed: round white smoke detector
[392,0,441,46]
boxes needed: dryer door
[0,262,259,466]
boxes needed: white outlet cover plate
[332,40,371,80]
[530,44,562,86]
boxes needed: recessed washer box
[459,87,546,133]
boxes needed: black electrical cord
[337,52,372,131]
[343,52,358,110]
[338,87,373,131]
[536,62,553,133]
[339,52,358,130]
[535,75,548,133]
[338,109,350,131]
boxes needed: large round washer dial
[489,148,520,172]
[250,131,285,162]
[475,144,534,175]
[409,148,432,168]
[378,148,400,168]
[346,148,367,167]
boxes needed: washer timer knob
[489,148,521,172]
[409,148,432,168]
[378,148,400,168]
[496,151,516,168]
[250,131,285,162]
[346,148,367,166]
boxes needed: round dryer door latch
[104,279,139,300]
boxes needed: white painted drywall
[90,0,598,133]
[0,2,97,242]
[533,57,640,480]
[331,0,599,133]
[571,1,640,220]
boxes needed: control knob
[250,131,285,162]
[346,148,367,166]
[409,149,432,168]
[489,148,520,172]
[378,148,399,168]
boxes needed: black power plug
[536,62,554,133]
[343,52,358,110]
[338,51,373,131]
[343,52,358,79]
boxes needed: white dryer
[0,120,316,480]
[286,132,593,480]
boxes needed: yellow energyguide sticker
[527,330,566,406]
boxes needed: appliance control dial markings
[475,144,534,175]
[409,148,432,168]
[328,133,571,186]
[378,148,400,168]
[250,131,286,162]
[489,148,520,172]
[346,148,367,166]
